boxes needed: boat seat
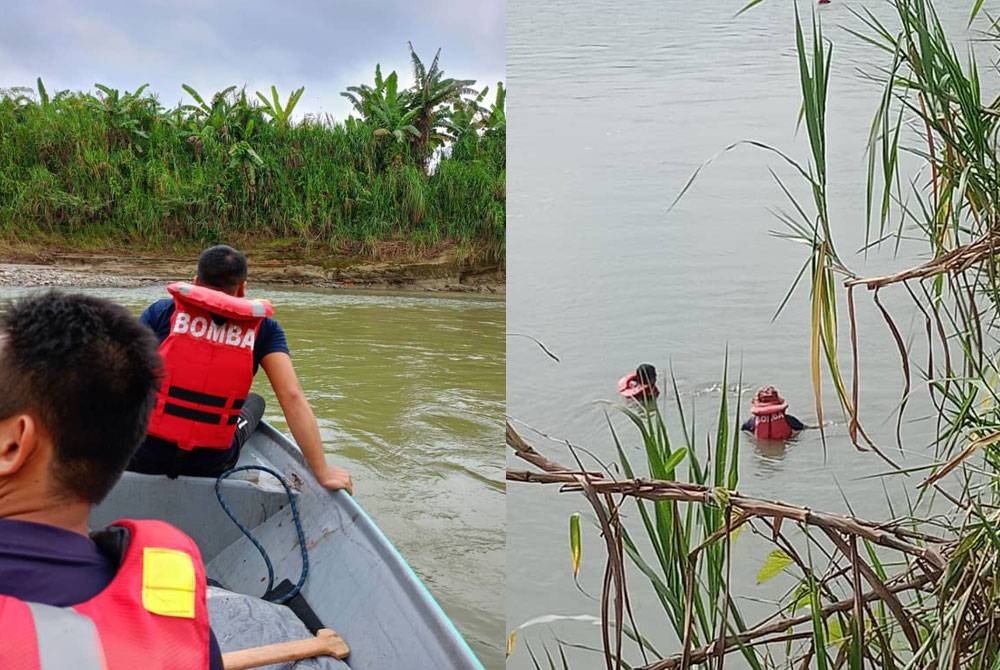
[92,471,297,562]
[208,587,349,669]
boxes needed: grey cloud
[0,0,504,118]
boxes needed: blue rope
[214,465,310,604]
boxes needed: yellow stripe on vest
[141,547,196,618]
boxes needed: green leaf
[808,567,830,670]
[663,446,688,475]
[789,581,812,612]
[735,0,766,17]
[826,618,846,646]
[756,549,793,584]
[569,512,582,577]
[969,0,985,26]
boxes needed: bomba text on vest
[172,311,256,349]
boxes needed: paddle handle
[222,628,349,669]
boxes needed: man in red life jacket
[741,385,806,440]
[0,292,224,668]
[127,245,352,493]
[618,363,661,402]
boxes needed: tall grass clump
[507,357,757,668]
[508,358,952,669]
[0,45,506,261]
[510,1,1000,667]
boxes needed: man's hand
[315,465,353,494]
[261,353,354,496]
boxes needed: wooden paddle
[222,627,349,669]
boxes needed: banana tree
[485,81,506,134]
[407,42,477,167]
[343,66,420,144]
[342,64,391,121]
[442,86,489,140]
[185,85,262,142]
[255,85,304,128]
[87,83,158,151]
[34,78,70,110]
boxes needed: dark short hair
[0,292,162,503]
[197,245,248,292]
[637,363,657,385]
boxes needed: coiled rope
[215,465,310,604]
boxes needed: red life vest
[617,372,660,401]
[750,398,793,440]
[0,518,210,670]
[146,282,274,451]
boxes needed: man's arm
[786,414,807,431]
[260,352,352,493]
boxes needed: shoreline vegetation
[0,44,505,284]
[510,1,1000,668]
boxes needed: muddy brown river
[0,283,504,668]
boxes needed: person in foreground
[618,363,660,402]
[128,244,352,493]
[0,292,224,669]
[741,385,805,440]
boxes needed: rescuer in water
[618,363,660,402]
[0,292,224,668]
[741,385,805,440]
[127,245,352,493]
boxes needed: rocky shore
[0,264,151,288]
[0,252,505,294]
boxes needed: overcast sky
[0,0,505,121]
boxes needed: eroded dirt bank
[0,248,505,294]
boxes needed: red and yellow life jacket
[146,282,274,451]
[617,372,660,401]
[0,518,210,670]
[750,396,793,441]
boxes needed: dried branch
[636,573,934,670]
[506,467,947,569]
[506,421,956,668]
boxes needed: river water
[0,285,504,667]
[507,0,982,666]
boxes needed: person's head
[196,244,248,296]
[637,363,657,386]
[0,292,162,508]
[754,385,781,404]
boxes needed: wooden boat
[91,421,483,669]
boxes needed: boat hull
[92,422,483,669]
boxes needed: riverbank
[0,243,505,293]
[0,79,505,263]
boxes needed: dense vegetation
[0,45,505,261]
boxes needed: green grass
[0,76,505,262]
